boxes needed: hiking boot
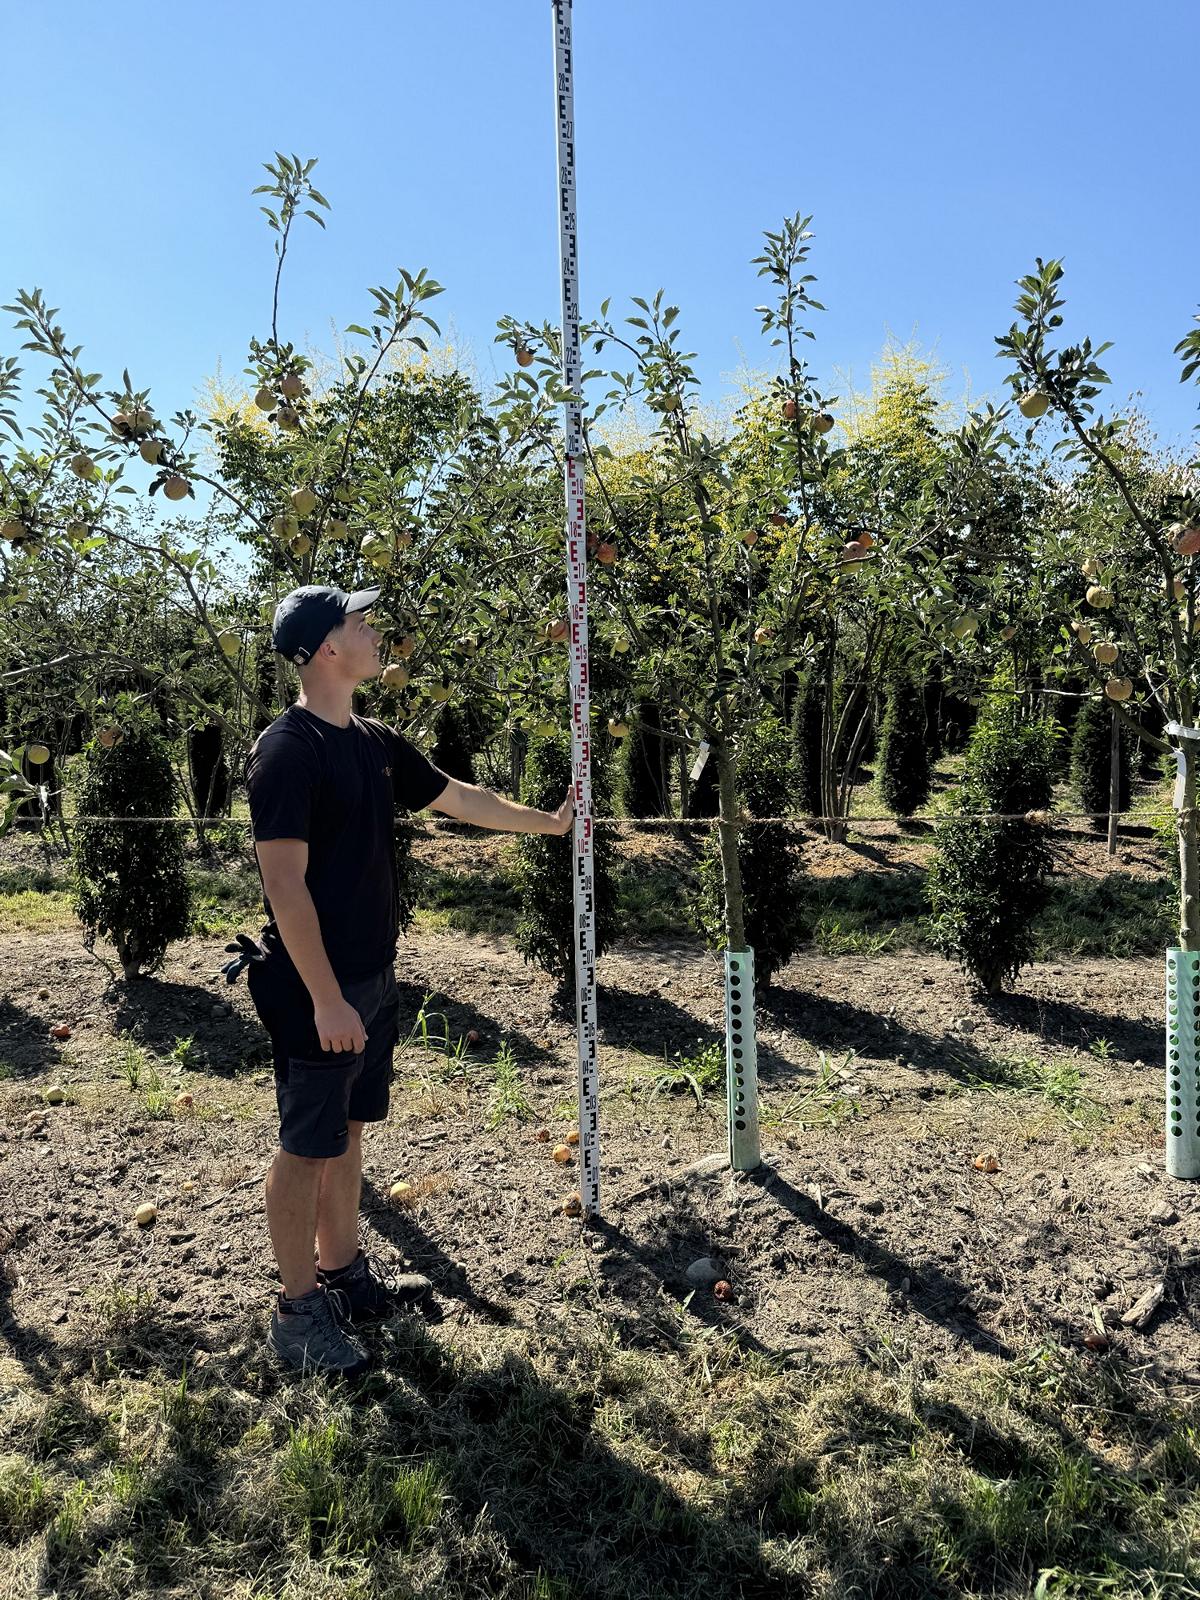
[318,1250,437,1324]
[267,1285,371,1376]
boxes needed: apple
[49,1024,71,1041]
[1081,556,1100,579]
[566,1129,580,1146]
[360,534,392,569]
[139,438,164,465]
[840,541,868,566]
[1171,522,1200,558]
[659,391,682,412]
[175,1092,193,1110]
[45,1084,65,1103]
[217,629,240,657]
[782,397,797,421]
[1105,677,1133,702]
[254,387,276,412]
[596,542,617,566]
[856,531,876,549]
[98,726,122,748]
[70,453,96,480]
[162,476,189,502]
[754,626,773,645]
[769,512,788,528]
[276,406,301,431]
[742,529,759,548]
[516,343,534,367]
[534,720,557,738]
[428,682,451,703]
[1085,585,1114,610]
[134,1203,157,1227]
[26,743,50,765]
[280,371,305,400]
[457,635,478,657]
[381,663,409,690]
[1093,641,1119,666]
[389,1181,415,1206]
[613,636,630,654]
[563,1193,583,1218]
[395,636,417,660]
[999,625,1017,641]
[289,533,312,557]
[535,1127,551,1143]
[552,1143,573,1163]
[713,1280,735,1302]
[291,486,317,517]
[607,718,630,738]
[66,521,89,543]
[1071,620,1093,645]
[949,612,980,640]
[547,618,569,643]
[1,519,28,542]
[810,412,835,435]
[1018,389,1051,419]
[327,518,350,539]
[1174,576,1187,601]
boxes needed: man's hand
[313,997,368,1054]
[549,788,575,835]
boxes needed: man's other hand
[314,998,368,1054]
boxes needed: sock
[279,1286,323,1313]
[319,1250,363,1282]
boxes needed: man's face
[325,610,383,682]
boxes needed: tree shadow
[0,997,66,1078]
[109,975,270,1076]
[982,989,1161,1066]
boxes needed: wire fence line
[20,808,1184,829]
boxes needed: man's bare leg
[316,1120,364,1275]
[265,1149,325,1302]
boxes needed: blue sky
[3,0,1197,450]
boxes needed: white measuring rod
[552,0,600,1216]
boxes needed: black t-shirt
[245,705,449,981]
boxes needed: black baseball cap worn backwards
[272,585,380,666]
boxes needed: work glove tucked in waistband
[221,933,267,985]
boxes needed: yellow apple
[950,612,980,639]
[162,476,189,502]
[1085,585,1113,609]
[607,718,629,738]
[1018,389,1051,419]
[139,438,164,465]
[291,486,317,517]
[70,453,96,480]
[1105,677,1132,702]
[381,663,409,690]
[1,519,28,542]
[1093,642,1119,666]
[280,371,305,400]
[254,386,276,412]
[26,743,50,764]
[217,629,240,657]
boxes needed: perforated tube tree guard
[725,950,760,1170]
[1165,949,1200,1180]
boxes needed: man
[237,583,572,1376]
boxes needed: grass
[4,1306,1198,1600]
[762,1049,865,1132]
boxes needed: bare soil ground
[2,913,1196,1389]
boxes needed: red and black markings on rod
[553,0,600,1218]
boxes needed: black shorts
[246,959,401,1159]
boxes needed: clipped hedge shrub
[926,680,1058,996]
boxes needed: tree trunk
[1107,708,1120,858]
[714,736,747,952]
[1178,742,1200,951]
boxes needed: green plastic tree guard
[726,949,760,1170]
[1165,949,1200,1180]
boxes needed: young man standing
[237,584,572,1376]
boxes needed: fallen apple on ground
[535,1127,551,1143]
[135,1203,157,1227]
[552,1143,572,1163]
[973,1153,1000,1173]
[50,1024,71,1041]
[175,1092,194,1110]
[389,1181,416,1206]
[45,1085,65,1104]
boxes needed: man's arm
[256,839,367,1054]
[428,778,574,835]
